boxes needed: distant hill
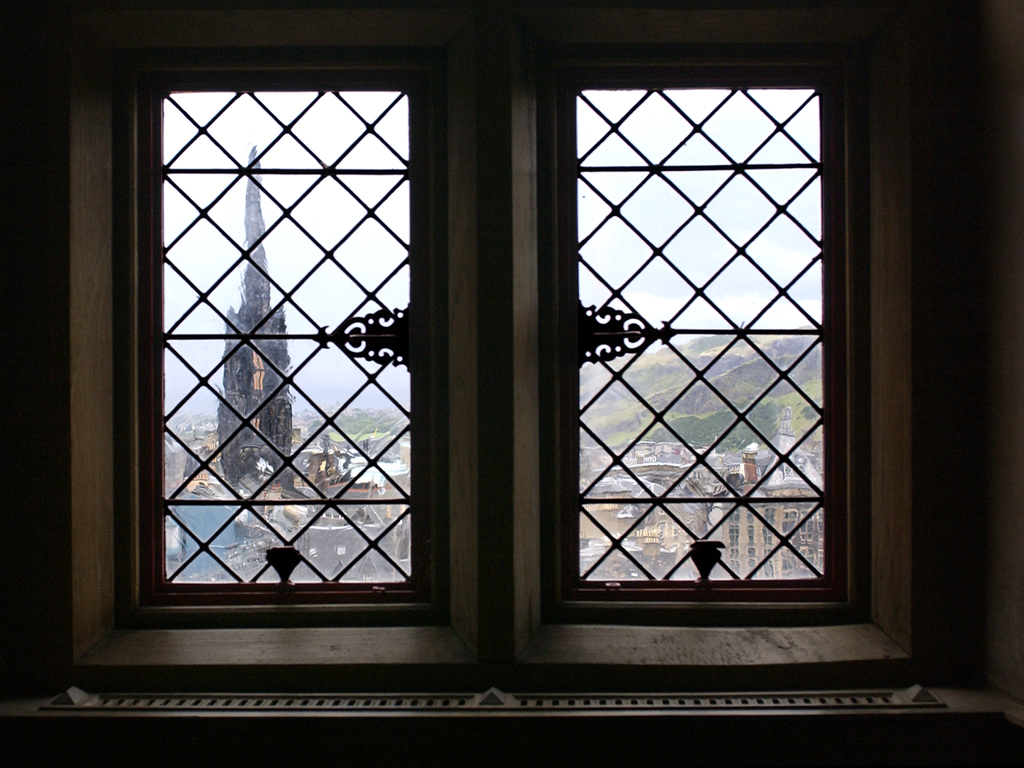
[580,334,822,454]
[302,409,409,445]
[170,406,409,449]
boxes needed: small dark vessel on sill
[687,540,726,582]
[266,545,302,585]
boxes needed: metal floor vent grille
[511,687,943,711]
[45,686,943,713]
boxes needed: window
[136,70,436,605]
[52,6,911,687]
[558,67,848,603]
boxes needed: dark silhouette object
[266,546,302,584]
[688,540,726,582]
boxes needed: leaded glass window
[563,71,846,601]
[139,77,431,603]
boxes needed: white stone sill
[75,623,904,669]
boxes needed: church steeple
[217,147,293,488]
[244,146,268,270]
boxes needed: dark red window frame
[557,65,849,604]
[136,69,435,606]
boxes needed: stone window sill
[70,623,907,693]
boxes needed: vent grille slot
[513,692,930,710]
[48,694,474,711]
[44,686,943,713]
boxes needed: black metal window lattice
[159,89,415,587]
[574,86,828,585]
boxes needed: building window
[137,72,433,605]
[561,67,847,602]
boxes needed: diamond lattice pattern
[577,88,825,582]
[162,91,412,585]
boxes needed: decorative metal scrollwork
[320,307,410,368]
[579,303,655,364]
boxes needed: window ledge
[70,623,909,693]
[72,625,479,692]
[78,626,476,668]
[79,623,903,670]
[514,624,910,691]
[517,623,907,667]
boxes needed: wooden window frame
[548,62,852,611]
[128,59,448,613]
[53,5,897,680]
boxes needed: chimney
[742,442,759,484]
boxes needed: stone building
[216,148,293,488]
[724,407,825,578]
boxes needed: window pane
[576,87,825,584]
[161,91,413,585]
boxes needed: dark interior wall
[0,1,75,693]
[907,0,986,687]
[984,0,1024,704]
[5,710,1024,766]
[870,0,987,685]
[0,0,1018,709]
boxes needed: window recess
[558,67,848,603]
[137,72,434,606]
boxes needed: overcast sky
[161,87,822,424]
[576,88,821,330]
[162,90,411,421]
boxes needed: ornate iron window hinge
[317,307,410,368]
[579,302,673,365]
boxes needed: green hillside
[303,409,408,444]
[580,335,822,453]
